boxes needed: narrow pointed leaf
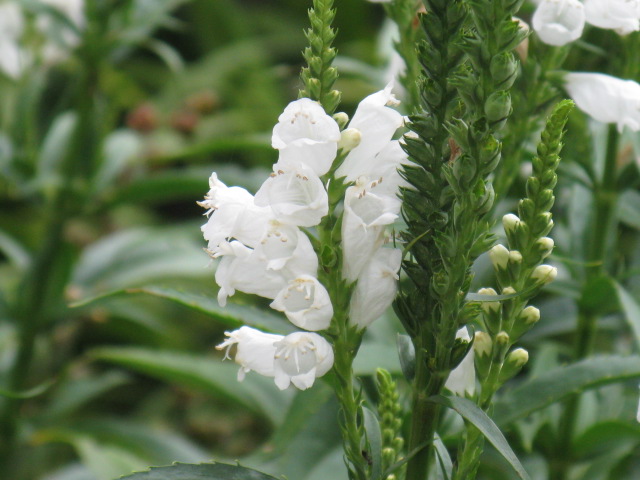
[428,395,530,480]
[614,282,640,349]
[362,407,382,480]
[494,355,640,426]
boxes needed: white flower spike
[271,275,333,331]
[565,72,640,132]
[532,0,585,46]
[273,332,334,390]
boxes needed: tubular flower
[349,248,402,328]
[271,276,333,331]
[200,173,271,252]
[565,73,640,132]
[272,98,341,176]
[336,82,404,182]
[273,332,334,390]
[532,0,585,46]
[217,326,283,381]
[341,180,400,281]
[445,327,476,396]
[584,0,640,35]
[253,222,318,273]
[254,166,329,227]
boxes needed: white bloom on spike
[200,173,271,251]
[445,327,476,396]
[272,98,341,176]
[216,326,282,381]
[349,248,402,328]
[271,275,333,331]
[584,0,640,35]
[342,180,400,281]
[214,241,289,306]
[532,0,585,46]
[254,167,329,227]
[565,73,640,132]
[254,222,318,274]
[273,332,334,390]
[336,83,404,182]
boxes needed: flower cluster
[532,0,640,47]
[201,85,406,390]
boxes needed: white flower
[214,241,289,306]
[532,0,585,46]
[271,275,333,331]
[254,221,317,273]
[217,326,283,381]
[584,0,640,35]
[342,179,400,281]
[272,98,341,176]
[565,72,640,132]
[254,167,329,227]
[349,248,401,328]
[336,83,404,182]
[200,173,271,252]
[273,332,334,390]
[445,327,476,396]
[37,0,86,63]
[0,3,25,79]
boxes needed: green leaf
[428,395,530,480]
[118,462,278,480]
[614,282,640,350]
[0,378,56,399]
[433,434,452,480]
[71,286,293,334]
[494,355,640,426]
[90,347,292,425]
[353,342,401,375]
[363,407,382,480]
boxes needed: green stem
[553,124,619,480]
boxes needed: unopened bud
[520,306,540,325]
[484,90,512,124]
[508,250,522,264]
[499,347,529,383]
[489,244,509,270]
[531,264,557,285]
[537,237,554,258]
[474,331,492,357]
[502,213,521,234]
[332,112,349,129]
[490,52,518,89]
[496,331,510,347]
[338,128,361,152]
[502,286,516,296]
[513,17,530,62]
[478,287,500,314]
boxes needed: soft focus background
[2,1,640,480]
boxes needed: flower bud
[484,90,512,124]
[502,286,516,296]
[478,287,500,314]
[338,127,362,152]
[508,250,522,264]
[498,347,529,384]
[474,331,492,357]
[494,331,510,358]
[490,52,518,89]
[489,244,509,270]
[520,305,540,325]
[513,17,530,62]
[332,112,349,129]
[537,237,554,258]
[531,264,557,286]
[502,213,521,234]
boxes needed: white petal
[349,248,402,328]
[272,332,334,391]
[271,275,333,331]
[532,0,585,46]
[445,327,476,396]
[584,0,640,34]
[216,326,282,380]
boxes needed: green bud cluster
[299,0,341,114]
[473,101,572,404]
[376,369,405,479]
